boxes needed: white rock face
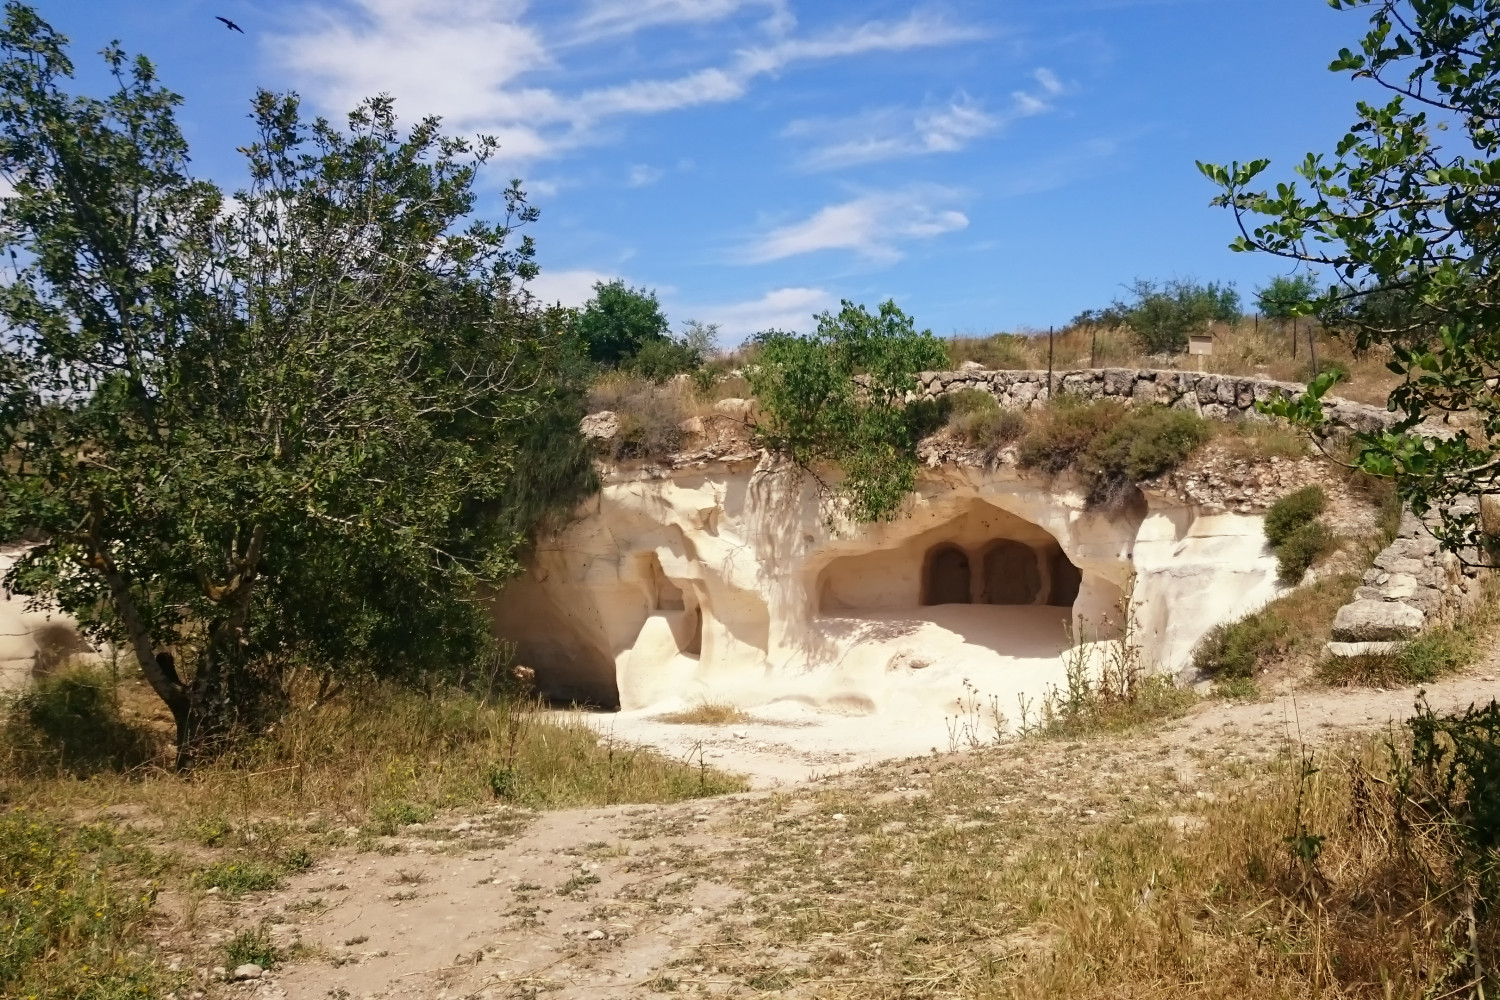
[493,458,1282,727]
[1,545,106,693]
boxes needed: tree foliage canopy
[746,300,948,523]
[1073,278,1241,354]
[0,4,595,764]
[575,280,670,367]
[1255,273,1322,320]
[1200,0,1500,558]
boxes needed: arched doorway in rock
[923,545,973,605]
[981,540,1041,605]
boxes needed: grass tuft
[657,702,750,726]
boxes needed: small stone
[211,966,227,978]
[232,964,263,981]
[586,929,606,941]
[731,729,747,739]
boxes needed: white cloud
[627,164,665,187]
[270,4,979,162]
[788,69,1068,170]
[525,268,618,307]
[684,286,835,340]
[742,188,968,264]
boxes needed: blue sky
[37,0,1377,342]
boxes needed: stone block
[1331,600,1425,642]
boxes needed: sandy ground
[218,664,1499,1000]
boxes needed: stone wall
[916,367,1396,436]
[1329,501,1489,652]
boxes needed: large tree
[1200,0,1500,559]
[0,5,594,766]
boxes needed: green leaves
[746,300,948,523]
[1207,0,1500,561]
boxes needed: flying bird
[215,16,244,33]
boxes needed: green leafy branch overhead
[1200,0,1500,560]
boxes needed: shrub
[945,333,1032,370]
[587,374,692,461]
[1193,613,1293,679]
[1017,397,1123,474]
[1265,486,1327,545]
[944,390,1026,447]
[1018,399,1211,506]
[0,666,158,777]
[1080,406,1213,496]
[1275,520,1336,584]
[623,337,700,382]
[1264,486,1335,583]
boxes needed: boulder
[1331,600,1424,642]
[580,410,620,442]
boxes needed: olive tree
[0,5,594,766]
[1200,0,1500,560]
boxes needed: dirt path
[220,667,1499,1000]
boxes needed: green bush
[1018,399,1211,506]
[1275,520,1336,585]
[0,667,157,777]
[1193,613,1292,679]
[1265,486,1327,545]
[944,390,1026,446]
[1263,486,1334,583]
[623,337,700,382]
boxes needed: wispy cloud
[271,4,979,162]
[573,0,793,40]
[685,286,835,340]
[787,69,1067,170]
[627,164,665,187]
[742,187,969,264]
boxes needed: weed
[559,871,602,896]
[223,924,281,969]
[0,813,170,998]
[343,935,369,947]
[657,702,749,725]
[1194,613,1292,680]
[192,859,283,896]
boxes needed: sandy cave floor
[215,662,1500,1000]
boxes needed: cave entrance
[923,546,973,605]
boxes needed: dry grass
[946,318,1402,405]
[661,710,1497,1000]
[657,702,751,725]
[2,673,747,825]
[0,671,747,996]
